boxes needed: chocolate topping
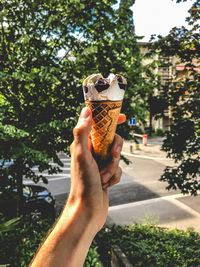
[95,78,110,92]
[83,86,88,93]
[82,73,127,101]
[116,75,126,90]
[118,83,126,90]
[116,75,123,83]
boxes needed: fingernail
[102,184,108,190]
[80,107,91,119]
[77,108,91,127]
[102,172,111,184]
[113,145,122,158]
[116,145,122,154]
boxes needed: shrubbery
[96,224,200,267]
[1,217,200,267]
[84,245,102,267]
[0,214,101,267]
[0,214,52,267]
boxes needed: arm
[30,107,125,267]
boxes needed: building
[138,42,197,132]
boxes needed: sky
[132,0,195,41]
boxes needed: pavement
[26,137,200,232]
[107,138,200,232]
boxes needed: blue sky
[132,0,195,41]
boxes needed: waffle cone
[85,100,122,160]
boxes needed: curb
[111,245,133,267]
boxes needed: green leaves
[96,224,200,267]
[0,217,20,233]
[0,214,53,267]
[150,0,200,195]
[0,0,152,210]
[0,124,29,139]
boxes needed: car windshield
[23,186,33,197]
[0,159,13,168]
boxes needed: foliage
[96,224,200,267]
[0,214,52,266]
[84,245,102,267]
[0,214,101,267]
[149,0,200,195]
[0,0,154,213]
[0,216,20,233]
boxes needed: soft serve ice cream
[83,73,127,101]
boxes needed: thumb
[73,107,92,149]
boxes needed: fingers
[117,113,126,125]
[71,112,125,155]
[100,134,123,184]
[73,107,92,150]
[111,134,124,159]
[102,167,122,190]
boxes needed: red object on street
[142,134,148,146]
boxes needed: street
[24,140,200,231]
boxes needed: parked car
[0,159,56,219]
[0,159,14,169]
[0,184,56,219]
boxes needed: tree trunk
[149,110,153,136]
[16,159,24,216]
[149,94,153,136]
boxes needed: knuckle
[75,146,84,160]
[118,136,124,147]
[114,173,121,184]
[74,146,88,163]
[70,143,74,155]
[118,167,122,177]
[115,133,123,143]
[73,126,82,138]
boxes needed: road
[108,142,200,231]
[24,145,200,231]
[24,151,172,208]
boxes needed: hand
[68,107,125,232]
[29,107,126,267]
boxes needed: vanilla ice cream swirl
[83,73,127,101]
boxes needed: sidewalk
[123,137,165,156]
[122,138,176,166]
[107,193,200,232]
[107,138,200,232]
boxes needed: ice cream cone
[85,100,122,159]
[82,73,127,161]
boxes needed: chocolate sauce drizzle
[94,75,126,92]
[116,75,126,90]
[94,78,109,92]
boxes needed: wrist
[57,198,98,239]
[31,198,97,266]
[63,194,104,233]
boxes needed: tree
[74,0,154,136]
[0,0,153,214]
[151,0,200,195]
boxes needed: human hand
[67,107,125,233]
[30,107,125,267]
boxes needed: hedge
[96,224,200,267]
[0,214,101,267]
[1,214,200,267]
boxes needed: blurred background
[0,0,199,266]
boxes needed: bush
[96,224,200,267]
[0,214,52,267]
[84,245,102,267]
[0,214,101,267]
[155,128,165,137]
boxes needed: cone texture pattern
[85,100,122,159]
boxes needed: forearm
[30,201,97,267]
